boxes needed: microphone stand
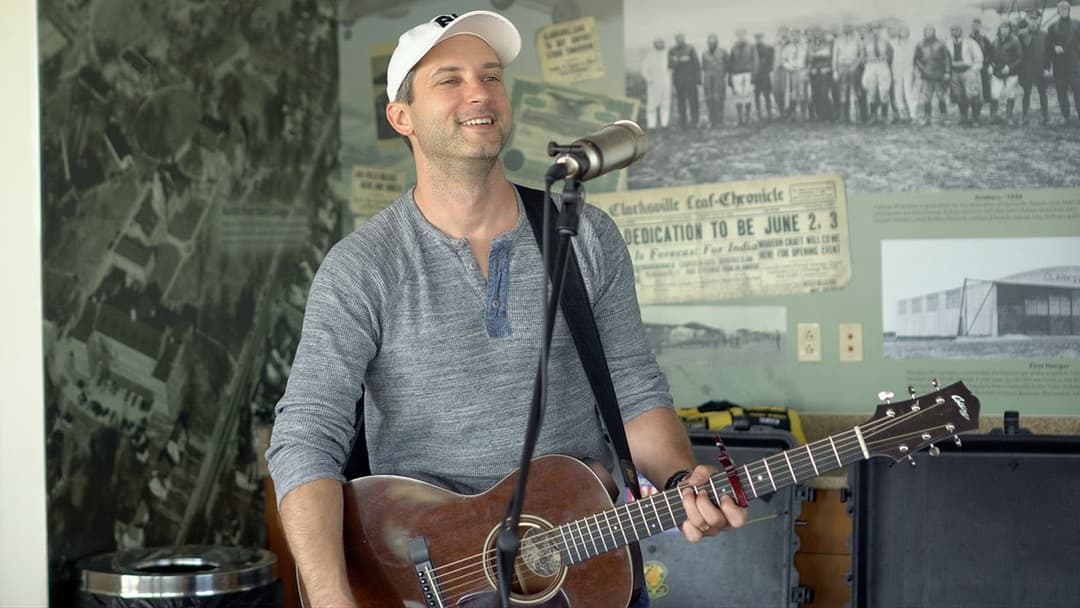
[495,153,585,608]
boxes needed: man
[641,37,672,129]
[669,33,702,129]
[781,27,809,120]
[862,23,893,124]
[728,29,758,125]
[946,23,984,125]
[891,24,918,123]
[832,23,866,123]
[971,18,996,107]
[914,25,951,126]
[807,27,835,122]
[1045,0,1080,122]
[773,26,791,112]
[989,21,1022,124]
[753,32,776,120]
[267,11,745,608]
[1017,12,1050,125]
[702,33,730,128]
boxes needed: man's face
[708,34,718,50]
[843,24,853,36]
[1060,3,1071,19]
[736,29,747,42]
[924,26,935,41]
[675,33,686,46]
[653,38,665,50]
[396,35,511,163]
[899,26,910,40]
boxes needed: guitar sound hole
[482,516,567,603]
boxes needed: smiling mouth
[460,117,494,126]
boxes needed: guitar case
[639,427,806,608]
[848,414,1080,608]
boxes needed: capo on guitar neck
[714,435,749,508]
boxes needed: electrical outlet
[839,322,863,362]
[797,322,822,362]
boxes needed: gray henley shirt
[266,186,672,502]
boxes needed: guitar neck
[554,427,870,565]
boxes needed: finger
[717,494,748,529]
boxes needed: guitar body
[330,454,633,608]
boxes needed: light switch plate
[839,322,863,362]
[797,322,822,362]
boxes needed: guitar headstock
[860,380,980,463]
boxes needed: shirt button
[491,299,500,309]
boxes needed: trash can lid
[79,545,276,598]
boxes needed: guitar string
[427,404,957,599]
[427,403,950,597]
[429,402,949,597]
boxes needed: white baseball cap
[385,11,522,103]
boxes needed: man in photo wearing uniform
[832,23,866,123]
[641,37,673,129]
[781,28,809,121]
[989,21,1022,124]
[914,25,951,126]
[891,24,918,124]
[1017,10,1050,126]
[753,32,776,121]
[729,28,759,125]
[862,23,894,125]
[946,23,985,125]
[1045,0,1080,123]
[668,33,702,129]
[970,18,996,109]
[702,33,730,128]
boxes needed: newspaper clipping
[590,175,851,304]
[502,76,637,193]
[350,165,406,227]
[536,16,606,85]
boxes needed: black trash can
[79,545,280,607]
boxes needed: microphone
[548,120,647,181]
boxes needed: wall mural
[37,0,339,601]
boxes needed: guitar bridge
[410,537,446,608]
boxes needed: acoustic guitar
[302,381,979,607]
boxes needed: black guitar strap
[515,184,642,501]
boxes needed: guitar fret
[614,505,630,546]
[853,426,870,459]
[763,458,777,491]
[587,515,600,556]
[574,519,589,559]
[708,476,720,504]
[626,504,641,541]
[662,490,678,527]
[636,500,651,536]
[648,496,665,533]
[600,511,613,552]
[829,435,841,466]
[806,444,819,476]
[559,524,581,564]
[783,451,797,483]
[743,464,759,498]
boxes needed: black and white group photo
[624,0,1080,192]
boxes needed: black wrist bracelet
[664,469,692,491]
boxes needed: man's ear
[386,102,414,138]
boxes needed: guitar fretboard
[551,427,870,565]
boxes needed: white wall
[0,0,49,606]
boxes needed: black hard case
[640,428,805,608]
[849,431,1080,608]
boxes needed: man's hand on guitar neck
[676,465,747,543]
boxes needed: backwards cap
[385,11,521,102]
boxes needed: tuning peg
[907,455,917,467]
[931,378,940,390]
[928,444,941,457]
[878,391,894,404]
[907,385,917,399]
[953,435,962,447]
